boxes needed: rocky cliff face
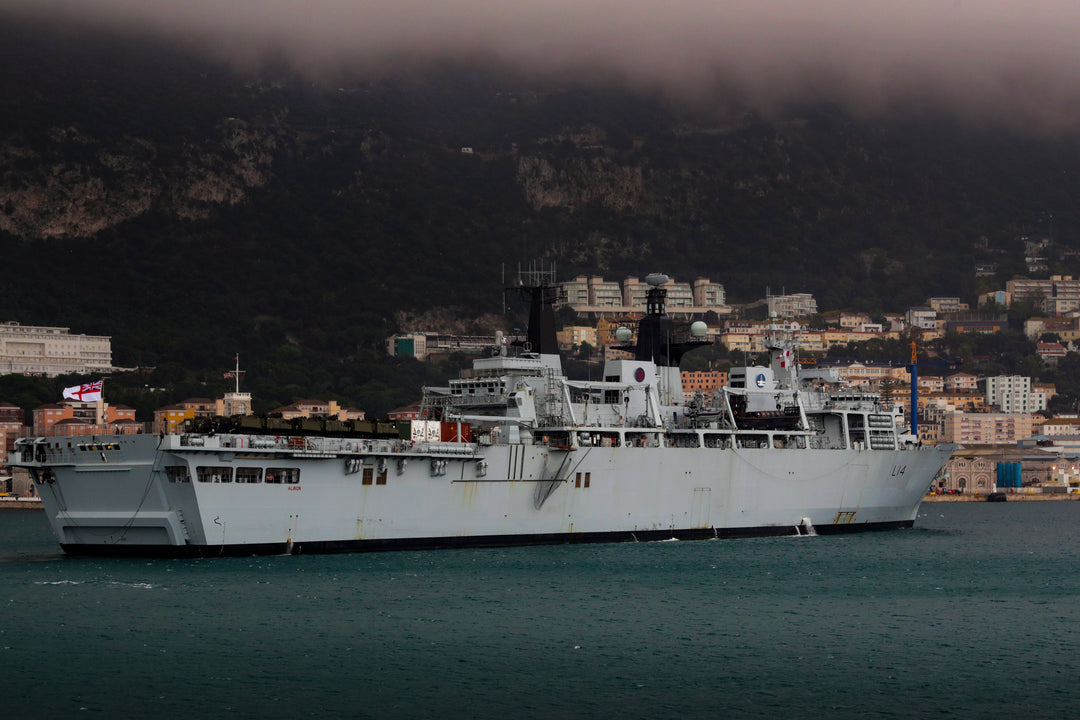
[0,119,279,238]
[516,154,644,212]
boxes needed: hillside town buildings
[982,376,1048,414]
[943,412,1041,446]
[0,321,113,377]
[10,265,1080,499]
[556,275,728,318]
[766,293,817,319]
[1007,275,1080,314]
[270,400,364,421]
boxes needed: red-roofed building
[1037,341,1068,365]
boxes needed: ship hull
[20,433,952,557]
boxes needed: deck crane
[907,342,962,440]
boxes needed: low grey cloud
[6,0,1080,131]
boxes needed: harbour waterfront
[2,503,1080,719]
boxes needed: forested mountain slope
[3,18,1080,415]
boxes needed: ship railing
[447,392,506,407]
[408,441,480,456]
[809,436,848,450]
[179,433,480,457]
[14,422,155,439]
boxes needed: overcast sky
[6,0,1080,131]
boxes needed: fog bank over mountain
[5,0,1080,132]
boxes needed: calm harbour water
[2,503,1080,720]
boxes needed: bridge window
[703,434,730,449]
[165,466,191,483]
[267,468,300,485]
[196,466,233,483]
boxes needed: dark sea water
[3,503,1080,720]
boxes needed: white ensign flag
[62,380,103,403]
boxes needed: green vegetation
[4,20,1080,418]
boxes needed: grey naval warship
[14,273,954,556]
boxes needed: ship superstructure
[14,273,953,556]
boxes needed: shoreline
[0,499,43,510]
[922,493,1078,502]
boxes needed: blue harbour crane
[907,341,962,440]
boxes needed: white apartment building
[0,321,112,377]
[905,307,938,331]
[982,375,1047,413]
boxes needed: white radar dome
[615,326,633,342]
[690,321,708,338]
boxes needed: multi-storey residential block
[559,276,590,306]
[680,371,729,403]
[0,401,24,458]
[692,279,726,308]
[917,375,945,393]
[943,412,1039,445]
[32,401,136,436]
[821,361,909,390]
[0,321,113,377]
[591,277,623,307]
[919,392,986,414]
[928,297,969,313]
[1007,276,1080,314]
[720,330,756,353]
[620,276,651,308]
[767,293,817,319]
[1007,277,1056,302]
[820,329,900,349]
[1033,382,1057,402]
[1023,316,1080,341]
[944,373,978,392]
[983,375,1047,413]
[557,275,727,319]
[905,307,938,331]
[556,326,599,350]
